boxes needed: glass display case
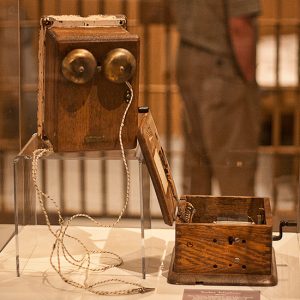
[0,1,299,298]
[0,0,19,252]
[0,0,298,244]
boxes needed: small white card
[183,289,260,300]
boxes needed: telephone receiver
[61,48,136,84]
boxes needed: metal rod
[13,157,20,277]
[59,160,65,213]
[101,159,107,215]
[139,160,146,279]
[80,159,86,212]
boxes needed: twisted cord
[31,82,151,295]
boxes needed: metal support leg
[139,158,151,279]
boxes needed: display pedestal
[13,133,151,278]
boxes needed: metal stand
[138,148,151,279]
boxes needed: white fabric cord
[31,82,151,295]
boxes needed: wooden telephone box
[38,15,139,152]
[137,112,277,286]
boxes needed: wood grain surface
[168,248,277,286]
[174,223,272,274]
[173,196,273,278]
[137,112,178,226]
[137,114,276,284]
[40,26,139,152]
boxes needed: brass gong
[62,49,97,84]
[103,48,136,83]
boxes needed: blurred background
[0,0,299,242]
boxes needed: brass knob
[103,48,136,83]
[62,49,97,84]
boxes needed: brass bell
[103,48,136,83]
[62,49,97,84]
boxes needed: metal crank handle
[272,220,297,241]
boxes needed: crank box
[137,112,277,286]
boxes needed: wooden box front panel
[42,27,139,152]
[174,196,273,275]
[137,112,178,226]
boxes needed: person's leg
[214,83,260,196]
[177,44,212,195]
[199,55,260,196]
[182,117,212,194]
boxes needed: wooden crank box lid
[137,112,277,286]
[38,15,139,153]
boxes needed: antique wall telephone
[32,15,155,296]
[38,15,139,152]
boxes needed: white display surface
[0,226,299,300]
